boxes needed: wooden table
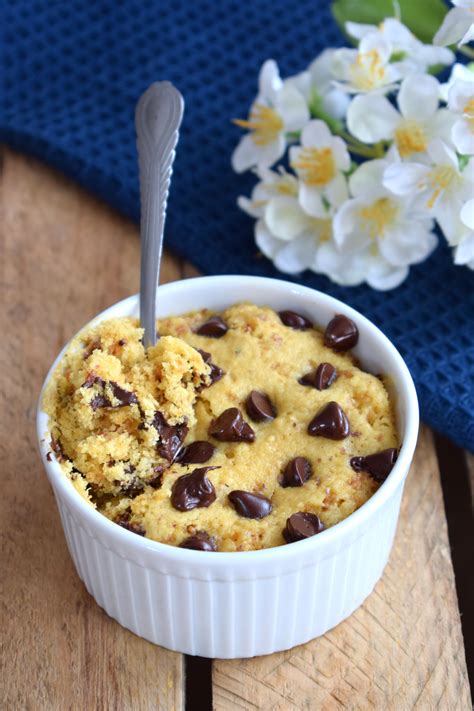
[2,148,472,710]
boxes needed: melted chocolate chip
[324,315,358,351]
[196,316,228,338]
[299,363,337,390]
[209,408,255,442]
[110,382,138,406]
[120,477,144,498]
[281,457,312,487]
[245,391,276,423]
[116,513,145,536]
[147,465,165,489]
[195,348,225,388]
[278,310,312,330]
[171,466,219,511]
[283,512,324,543]
[308,401,350,440]
[228,490,272,519]
[350,448,398,483]
[179,531,217,551]
[90,394,112,410]
[153,411,189,462]
[83,339,101,360]
[177,440,215,464]
[50,436,66,462]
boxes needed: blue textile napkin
[2,0,473,451]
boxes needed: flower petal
[255,219,283,259]
[383,162,428,195]
[265,196,308,240]
[379,222,437,266]
[434,7,473,46]
[398,74,440,120]
[258,59,283,102]
[448,80,474,112]
[237,195,263,218]
[331,136,351,171]
[322,87,350,120]
[298,183,327,218]
[313,242,369,285]
[427,138,458,168]
[460,198,474,230]
[276,85,310,132]
[359,32,392,64]
[333,199,371,252]
[273,233,317,274]
[349,159,387,198]
[454,234,474,265]
[301,119,332,148]
[452,118,474,155]
[366,258,409,290]
[347,93,399,143]
[325,172,349,208]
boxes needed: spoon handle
[136,81,184,347]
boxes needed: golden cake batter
[44,303,399,551]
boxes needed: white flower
[434,0,474,47]
[331,32,410,94]
[289,120,350,218]
[231,60,310,173]
[307,49,350,119]
[328,160,437,289]
[383,139,474,236]
[346,18,454,72]
[347,74,455,160]
[448,80,474,154]
[440,63,474,102]
[451,199,474,267]
[238,166,347,275]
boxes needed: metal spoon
[135,81,184,347]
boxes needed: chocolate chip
[50,436,66,461]
[299,363,337,390]
[195,348,225,388]
[177,440,215,464]
[209,408,255,442]
[46,452,52,461]
[171,466,219,511]
[324,315,358,351]
[281,457,312,487]
[118,339,126,346]
[82,373,106,389]
[110,382,138,406]
[196,316,228,338]
[83,339,101,360]
[350,448,398,483]
[120,476,144,498]
[308,401,350,439]
[245,391,276,423]
[90,394,112,410]
[116,513,146,536]
[283,512,324,542]
[228,490,272,519]
[153,411,189,462]
[147,465,165,489]
[278,310,312,330]
[179,531,217,551]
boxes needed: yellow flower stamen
[394,120,428,158]
[358,197,398,239]
[463,97,474,132]
[309,217,332,243]
[349,49,386,91]
[292,147,336,186]
[233,104,283,146]
[424,166,457,209]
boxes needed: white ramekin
[37,276,418,659]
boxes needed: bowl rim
[37,274,419,566]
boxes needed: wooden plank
[0,148,184,710]
[213,429,471,708]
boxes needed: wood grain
[0,148,184,710]
[213,426,471,710]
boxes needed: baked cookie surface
[44,304,399,551]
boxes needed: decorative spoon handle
[136,81,184,347]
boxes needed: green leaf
[331,0,448,45]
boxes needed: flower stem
[459,46,474,59]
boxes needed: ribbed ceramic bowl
[37,276,418,658]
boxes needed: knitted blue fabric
[2,0,473,451]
